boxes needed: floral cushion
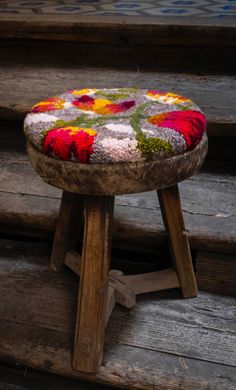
[24,88,206,164]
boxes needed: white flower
[143,128,155,136]
[105,123,134,134]
[25,113,59,125]
[146,95,178,104]
[64,102,72,108]
[91,137,142,163]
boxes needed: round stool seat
[25,88,208,195]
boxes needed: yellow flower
[67,126,97,136]
[146,90,191,104]
[71,89,97,95]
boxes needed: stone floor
[0,0,235,18]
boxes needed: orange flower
[32,97,65,113]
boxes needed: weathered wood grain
[0,239,235,389]
[0,151,235,254]
[0,13,235,46]
[27,136,207,195]
[73,196,114,372]
[0,63,235,137]
[0,363,116,390]
[2,320,236,390]
[110,268,179,296]
[196,252,236,296]
[158,185,197,298]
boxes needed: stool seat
[25,88,207,195]
[24,88,206,165]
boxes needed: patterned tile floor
[0,0,235,18]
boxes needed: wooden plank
[0,14,235,46]
[0,62,235,136]
[1,40,235,76]
[0,239,235,367]
[0,363,113,390]
[1,13,235,28]
[73,196,114,372]
[0,239,236,389]
[196,252,236,296]
[107,295,236,367]
[158,185,198,298]
[1,320,236,390]
[0,151,235,255]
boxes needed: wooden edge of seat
[26,134,208,195]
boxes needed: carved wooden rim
[27,133,208,195]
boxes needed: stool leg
[157,184,198,298]
[50,191,84,271]
[73,195,114,373]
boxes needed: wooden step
[0,238,235,389]
[1,14,235,46]
[197,252,236,297]
[0,66,235,142]
[0,14,235,73]
[0,363,113,390]
[0,150,235,255]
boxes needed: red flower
[43,126,96,162]
[72,95,135,114]
[106,100,136,113]
[148,110,206,149]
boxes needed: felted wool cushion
[24,88,206,164]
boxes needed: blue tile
[2,0,236,18]
[19,1,45,5]
[55,6,83,11]
[221,5,236,10]
[114,4,141,9]
[172,1,196,5]
[161,8,188,14]
[218,13,236,17]
[74,0,101,2]
[101,12,127,15]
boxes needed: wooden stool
[25,88,208,374]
